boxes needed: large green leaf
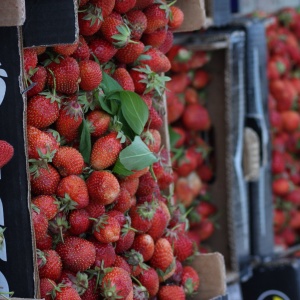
[120,91,149,135]
[79,118,92,164]
[112,159,134,176]
[119,136,157,171]
[101,72,123,94]
[169,126,181,149]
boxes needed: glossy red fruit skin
[79,60,102,91]
[68,209,91,235]
[86,110,110,137]
[27,66,47,98]
[89,38,118,64]
[91,238,116,268]
[137,267,159,297]
[182,103,211,131]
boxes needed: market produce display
[22,1,202,299]
[267,8,300,249]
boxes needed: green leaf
[79,118,92,164]
[119,136,157,171]
[118,110,136,140]
[100,72,123,94]
[112,159,134,176]
[120,91,149,135]
[169,126,181,148]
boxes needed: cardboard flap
[190,253,227,300]
[0,0,25,27]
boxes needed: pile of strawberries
[165,45,218,251]
[267,8,300,249]
[22,0,203,299]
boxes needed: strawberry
[100,16,132,48]
[285,189,300,206]
[68,209,91,235]
[89,38,118,64]
[272,151,285,174]
[139,48,171,73]
[126,167,149,180]
[111,188,132,213]
[57,175,89,209]
[53,42,79,56]
[90,132,123,170]
[115,0,136,13]
[281,227,297,246]
[40,278,54,300]
[281,110,300,132]
[289,210,300,229]
[134,0,154,10]
[79,0,89,7]
[24,48,38,73]
[184,87,199,104]
[27,125,59,160]
[36,234,53,250]
[47,56,80,95]
[0,140,14,168]
[142,27,167,48]
[272,178,291,196]
[168,6,184,30]
[27,66,47,98]
[171,127,186,147]
[198,219,215,241]
[166,90,184,124]
[158,30,174,54]
[78,4,103,36]
[192,69,210,89]
[133,284,149,300]
[119,177,139,197]
[55,98,83,142]
[32,208,48,241]
[113,255,131,273]
[157,285,185,300]
[195,201,217,219]
[115,225,135,254]
[72,35,90,61]
[131,233,154,261]
[86,110,110,137]
[34,46,46,55]
[182,103,211,131]
[167,45,193,72]
[174,177,194,207]
[51,284,81,300]
[136,267,159,297]
[166,72,190,93]
[30,164,60,195]
[175,148,199,177]
[56,236,96,272]
[92,214,121,243]
[141,129,161,153]
[112,68,135,91]
[126,10,147,41]
[37,249,62,281]
[144,4,169,34]
[32,195,59,220]
[91,238,116,268]
[81,277,101,300]
[130,201,158,232]
[89,0,115,17]
[136,172,157,197]
[146,107,163,130]
[169,260,183,283]
[149,238,175,282]
[48,212,69,243]
[101,267,133,299]
[86,202,105,218]
[115,41,145,64]
[140,94,152,109]
[123,248,148,276]
[79,60,102,91]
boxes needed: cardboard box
[0,0,25,27]
[174,29,250,283]
[22,0,78,47]
[0,27,38,298]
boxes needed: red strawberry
[89,38,118,64]
[131,234,154,262]
[157,285,185,300]
[196,201,217,219]
[79,60,102,91]
[72,35,90,61]
[0,140,14,168]
[90,0,115,17]
[169,260,183,283]
[289,210,300,229]
[90,132,123,170]
[101,267,132,299]
[142,27,167,48]
[139,48,171,73]
[92,214,120,243]
[146,107,163,130]
[47,56,80,95]
[115,0,136,13]
[192,69,210,88]
[52,147,84,177]
[40,278,54,300]
[107,210,126,227]
[91,238,116,268]
[141,129,161,153]
[111,188,132,213]
[174,177,194,207]
[68,209,91,235]
[168,6,184,30]
[32,208,48,241]
[175,148,198,177]
[137,267,159,297]
[285,189,300,206]
[158,30,174,54]
[166,90,184,124]
[140,94,152,109]
[113,255,131,273]
[27,66,47,98]
[171,127,186,147]
[78,4,103,36]
[182,103,211,131]
[198,219,215,241]
[86,110,110,137]
[119,177,139,197]
[36,234,53,250]
[144,4,169,34]
[123,248,149,276]
[81,277,101,300]
[115,41,145,64]
[112,68,135,91]
[32,195,59,220]
[53,42,79,56]
[272,151,285,174]
[56,236,96,272]
[181,266,200,295]
[115,225,135,254]
[55,98,83,142]
[136,172,157,197]
[51,285,81,300]
[37,249,62,281]
[30,164,60,195]
[126,11,147,41]
[48,212,69,243]
[149,238,175,282]
[57,175,89,209]
[100,16,132,48]
[24,48,37,73]
[134,0,154,9]
[281,111,300,132]
[272,178,291,196]
[85,202,105,218]
[166,72,190,93]
[167,45,192,72]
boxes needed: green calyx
[0,227,6,250]
[137,201,159,221]
[78,90,98,113]
[28,158,50,178]
[184,277,197,295]
[58,193,78,213]
[92,214,109,233]
[124,249,148,272]
[74,272,89,296]
[102,280,123,300]
[112,24,133,49]
[82,4,103,27]
[36,249,47,268]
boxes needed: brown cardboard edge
[187,253,227,300]
[18,27,40,298]
[0,0,26,27]
[174,0,206,32]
